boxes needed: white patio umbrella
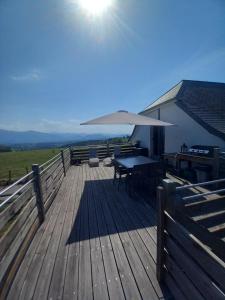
[80,110,174,126]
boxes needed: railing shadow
[67,177,156,244]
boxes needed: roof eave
[140,97,177,115]
[176,101,225,142]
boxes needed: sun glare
[78,0,114,17]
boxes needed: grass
[0,148,61,185]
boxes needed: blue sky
[0,0,225,134]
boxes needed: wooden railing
[0,148,70,298]
[70,143,135,163]
[157,179,225,299]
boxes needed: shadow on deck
[7,164,171,300]
[67,178,157,244]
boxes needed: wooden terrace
[6,164,171,300]
[1,146,225,300]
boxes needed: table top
[115,156,158,169]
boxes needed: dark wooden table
[115,156,158,170]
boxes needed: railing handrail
[0,148,71,297]
[0,171,33,197]
[39,153,61,169]
[182,187,225,202]
[39,147,69,169]
[0,178,34,209]
[40,155,62,175]
[71,143,133,149]
[176,177,225,191]
[0,148,70,207]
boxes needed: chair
[88,148,99,167]
[144,162,165,189]
[114,145,121,158]
[114,145,133,159]
[126,163,151,196]
[127,162,165,197]
[113,159,130,190]
[103,145,120,167]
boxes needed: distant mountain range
[0,129,123,146]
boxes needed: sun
[78,0,114,17]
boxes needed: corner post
[61,150,66,176]
[156,186,166,282]
[32,164,45,223]
[162,179,177,216]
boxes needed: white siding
[131,109,158,150]
[132,125,150,149]
[131,101,225,153]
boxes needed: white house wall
[132,125,150,149]
[132,101,225,153]
[131,109,158,150]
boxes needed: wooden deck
[6,164,171,300]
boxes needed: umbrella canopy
[81,110,174,126]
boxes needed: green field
[0,148,61,185]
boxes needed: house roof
[142,80,225,141]
[143,81,183,111]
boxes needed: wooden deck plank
[99,166,171,299]
[95,166,161,300]
[103,166,157,247]
[86,165,110,300]
[17,168,75,300]
[32,169,76,300]
[6,164,171,300]
[92,167,142,300]
[90,167,126,300]
[6,186,60,300]
[63,166,84,300]
[47,166,80,300]
[78,165,93,300]
[102,168,157,254]
[104,166,158,243]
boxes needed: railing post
[156,186,166,282]
[162,179,177,216]
[68,147,72,166]
[69,146,72,165]
[8,170,12,184]
[213,147,220,184]
[61,150,66,176]
[32,164,45,223]
[106,141,110,157]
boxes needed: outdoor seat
[126,163,151,196]
[127,162,165,199]
[113,145,121,158]
[113,159,130,190]
[88,148,99,167]
[103,146,122,168]
[103,157,112,167]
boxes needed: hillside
[0,148,60,185]
[0,129,119,145]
